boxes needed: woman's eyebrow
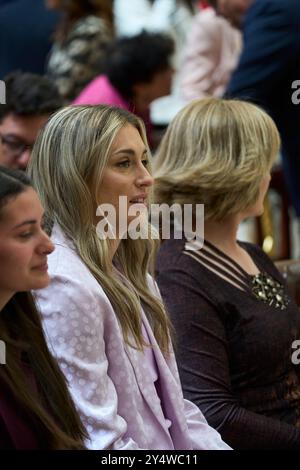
[112,148,147,156]
[12,220,36,230]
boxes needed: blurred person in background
[45,0,113,102]
[0,72,63,170]
[114,0,196,125]
[226,0,300,248]
[180,0,241,102]
[73,32,174,146]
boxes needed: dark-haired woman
[0,166,86,449]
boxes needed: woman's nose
[136,164,154,187]
[37,231,55,255]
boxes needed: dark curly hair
[0,71,63,121]
[105,31,175,100]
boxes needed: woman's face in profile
[96,124,154,238]
[0,188,54,298]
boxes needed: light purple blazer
[35,225,231,450]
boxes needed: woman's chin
[30,274,51,291]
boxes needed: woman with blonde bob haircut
[154,98,279,220]
[155,98,300,449]
[28,104,230,450]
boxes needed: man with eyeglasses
[0,71,63,170]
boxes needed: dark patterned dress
[156,236,300,449]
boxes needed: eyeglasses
[0,134,34,158]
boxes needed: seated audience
[46,0,113,102]
[0,72,63,170]
[28,104,230,450]
[73,32,174,144]
[154,98,300,449]
[0,166,86,449]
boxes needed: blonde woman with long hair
[154,97,300,449]
[27,104,230,450]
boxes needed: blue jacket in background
[227,0,300,215]
[0,0,60,78]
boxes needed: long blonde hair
[28,105,170,352]
[154,98,281,221]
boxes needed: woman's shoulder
[48,235,90,279]
[43,226,111,305]
[239,240,273,264]
[35,253,116,335]
[156,237,209,286]
[239,240,281,278]
[157,237,188,270]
